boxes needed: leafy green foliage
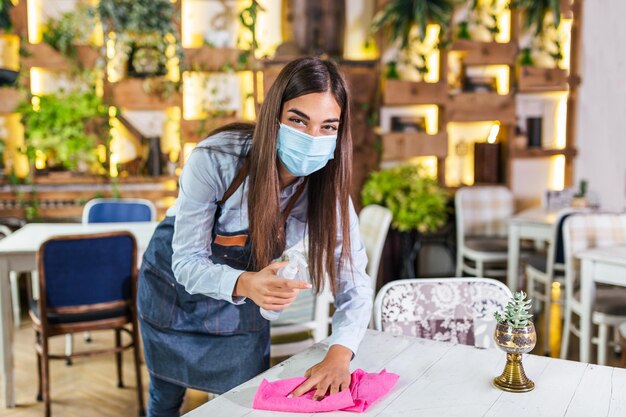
[0,0,13,32]
[510,0,561,35]
[371,0,461,46]
[495,291,533,327]
[361,164,449,232]
[17,89,108,171]
[42,5,95,58]
[97,0,177,36]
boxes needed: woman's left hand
[289,345,353,400]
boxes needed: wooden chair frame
[29,231,145,417]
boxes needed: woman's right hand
[234,262,312,310]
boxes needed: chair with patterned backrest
[455,186,514,278]
[525,209,585,355]
[374,277,513,348]
[29,231,145,417]
[561,212,626,365]
[82,198,156,223]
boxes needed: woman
[137,57,373,417]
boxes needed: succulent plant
[495,291,533,327]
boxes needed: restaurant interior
[0,0,625,416]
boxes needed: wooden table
[184,330,626,417]
[0,222,158,408]
[507,207,559,290]
[578,245,626,365]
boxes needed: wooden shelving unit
[376,2,583,192]
[446,93,516,124]
[0,175,178,220]
[103,78,182,110]
[381,132,448,161]
[450,40,517,66]
[383,79,447,106]
[517,67,569,92]
[510,147,578,159]
[184,47,255,72]
[0,88,21,114]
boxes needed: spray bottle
[260,248,308,321]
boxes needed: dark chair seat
[30,301,129,325]
[527,253,548,273]
[465,237,535,253]
[575,287,626,315]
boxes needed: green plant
[0,0,13,32]
[361,164,449,233]
[97,0,177,36]
[97,0,183,77]
[42,4,95,59]
[495,291,533,327]
[575,179,588,198]
[510,0,561,35]
[17,88,108,171]
[371,0,461,46]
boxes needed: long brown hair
[248,57,352,294]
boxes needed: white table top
[0,222,158,255]
[577,245,626,266]
[510,207,560,225]
[184,330,626,417]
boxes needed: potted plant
[511,0,564,69]
[97,0,182,78]
[361,163,450,277]
[41,4,101,69]
[371,0,461,82]
[16,88,108,174]
[570,179,589,208]
[0,0,13,33]
[493,291,536,392]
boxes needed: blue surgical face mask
[276,123,337,177]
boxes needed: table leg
[0,258,15,407]
[507,224,521,291]
[579,258,595,364]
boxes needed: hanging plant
[510,0,561,36]
[372,0,462,81]
[0,0,13,33]
[97,0,183,78]
[372,0,461,46]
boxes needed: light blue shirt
[167,131,373,354]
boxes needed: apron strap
[217,158,250,206]
[281,179,307,223]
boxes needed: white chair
[270,206,392,359]
[358,204,393,292]
[561,213,626,365]
[455,186,514,278]
[374,277,512,349]
[526,209,583,355]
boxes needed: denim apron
[137,160,306,394]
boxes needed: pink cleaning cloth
[252,369,399,413]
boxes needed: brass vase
[493,322,537,392]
